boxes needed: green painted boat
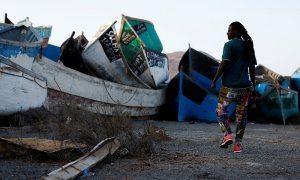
[118,15,168,89]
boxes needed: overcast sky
[2,0,299,76]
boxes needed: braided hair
[230,21,254,59]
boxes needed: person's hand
[250,86,257,100]
[211,82,216,95]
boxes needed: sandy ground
[0,120,300,180]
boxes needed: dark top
[221,38,257,88]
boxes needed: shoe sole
[220,139,233,148]
[234,150,242,153]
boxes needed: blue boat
[164,47,235,123]
[0,19,47,115]
[177,70,235,122]
[179,47,222,93]
[42,43,60,62]
[254,65,299,124]
[255,82,298,124]
[0,16,52,48]
[0,21,43,70]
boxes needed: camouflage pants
[216,86,251,143]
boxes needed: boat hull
[0,61,47,115]
[256,85,298,124]
[0,23,43,70]
[0,21,52,48]
[45,89,162,117]
[82,23,146,88]
[118,15,169,89]
[179,48,221,93]
[0,43,39,70]
[32,57,167,117]
[177,72,235,123]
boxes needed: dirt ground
[0,119,300,180]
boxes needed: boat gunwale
[0,56,46,81]
[83,21,117,52]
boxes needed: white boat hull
[32,57,166,116]
[82,22,148,88]
[82,38,146,88]
[0,64,47,115]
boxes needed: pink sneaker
[233,144,242,153]
[220,134,233,148]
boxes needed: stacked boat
[3,14,297,124]
[118,15,169,89]
[30,14,169,117]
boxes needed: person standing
[211,21,257,153]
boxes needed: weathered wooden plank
[42,137,121,180]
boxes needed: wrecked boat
[31,17,168,117]
[255,82,298,124]
[165,47,235,122]
[82,21,147,88]
[255,65,298,124]
[118,15,169,89]
[178,47,221,93]
[32,56,166,117]
[0,20,43,70]
[0,15,52,48]
[59,31,91,75]
[43,137,120,180]
[0,22,47,115]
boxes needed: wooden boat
[255,82,298,124]
[0,20,43,70]
[82,21,147,88]
[43,137,120,180]
[118,15,169,89]
[0,56,47,115]
[164,47,235,122]
[59,32,91,75]
[0,18,49,115]
[0,16,52,48]
[32,57,167,117]
[255,64,289,87]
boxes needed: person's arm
[210,60,228,94]
[249,65,255,87]
[249,65,256,99]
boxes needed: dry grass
[0,104,171,161]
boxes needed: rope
[255,79,287,125]
[53,76,62,92]
[274,81,286,125]
[52,69,137,106]
[101,78,137,105]
[0,68,46,89]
